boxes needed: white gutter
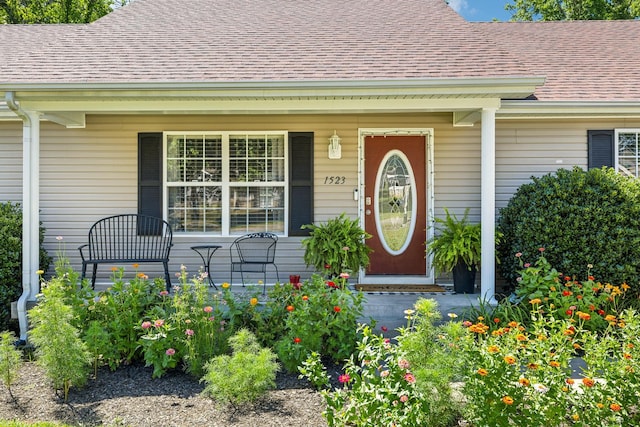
[0,76,547,93]
[499,100,640,118]
[5,91,40,344]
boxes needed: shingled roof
[0,0,531,83]
[0,0,638,103]
[475,20,640,101]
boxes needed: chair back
[231,232,278,264]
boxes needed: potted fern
[426,208,481,293]
[301,213,373,279]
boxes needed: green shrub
[29,276,91,401]
[0,202,52,331]
[201,329,279,409]
[497,167,640,295]
[0,330,23,402]
[271,275,365,372]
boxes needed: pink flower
[380,326,388,332]
[380,370,390,377]
[398,359,410,370]
[339,272,350,279]
[154,319,164,328]
[400,395,409,403]
[515,252,522,258]
[141,321,152,329]
[203,306,213,313]
[539,247,545,252]
[208,316,215,322]
[404,373,416,383]
[159,290,169,297]
[185,329,194,336]
[165,348,175,356]
[338,374,351,384]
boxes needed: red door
[364,135,426,275]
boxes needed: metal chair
[230,232,280,293]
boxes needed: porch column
[18,110,41,342]
[480,108,497,303]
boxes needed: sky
[447,0,514,22]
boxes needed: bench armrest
[78,244,88,262]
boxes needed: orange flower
[516,334,528,342]
[132,263,139,269]
[610,403,622,412]
[518,377,530,387]
[529,298,542,305]
[582,377,595,387]
[487,345,500,354]
[286,305,295,312]
[477,368,488,376]
[566,378,575,385]
[501,396,514,405]
[508,321,519,328]
[549,360,560,368]
[527,363,538,370]
[504,355,516,365]
[577,311,591,321]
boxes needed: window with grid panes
[165,132,286,235]
[616,129,640,178]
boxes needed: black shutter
[588,130,615,169]
[289,132,314,236]
[138,133,163,234]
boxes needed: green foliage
[426,208,481,274]
[301,299,462,427]
[0,330,22,401]
[456,291,640,426]
[28,276,91,401]
[301,213,373,278]
[505,0,640,21]
[84,267,165,367]
[497,167,640,294]
[271,275,365,372]
[201,329,279,408]
[0,0,131,24]
[0,201,51,332]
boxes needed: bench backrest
[230,232,278,264]
[87,214,173,261]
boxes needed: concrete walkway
[360,290,483,333]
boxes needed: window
[164,132,286,235]
[616,129,640,177]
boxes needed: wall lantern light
[328,130,342,159]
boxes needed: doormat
[355,284,446,293]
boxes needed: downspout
[5,91,40,344]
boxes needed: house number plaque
[323,176,346,184]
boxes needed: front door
[364,135,427,276]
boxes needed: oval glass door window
[374,150,417,255]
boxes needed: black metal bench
[78,214,173,290]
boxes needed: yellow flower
[572,414,580,421]
[221,282,230,289]
[250,297,258,306]
[132,263,139,269]
[36,270,44,275]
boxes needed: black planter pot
[452,261,476,294]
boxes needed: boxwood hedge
[497,167,640,296]
[0,201,51,331]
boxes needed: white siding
[0,122,23,203]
